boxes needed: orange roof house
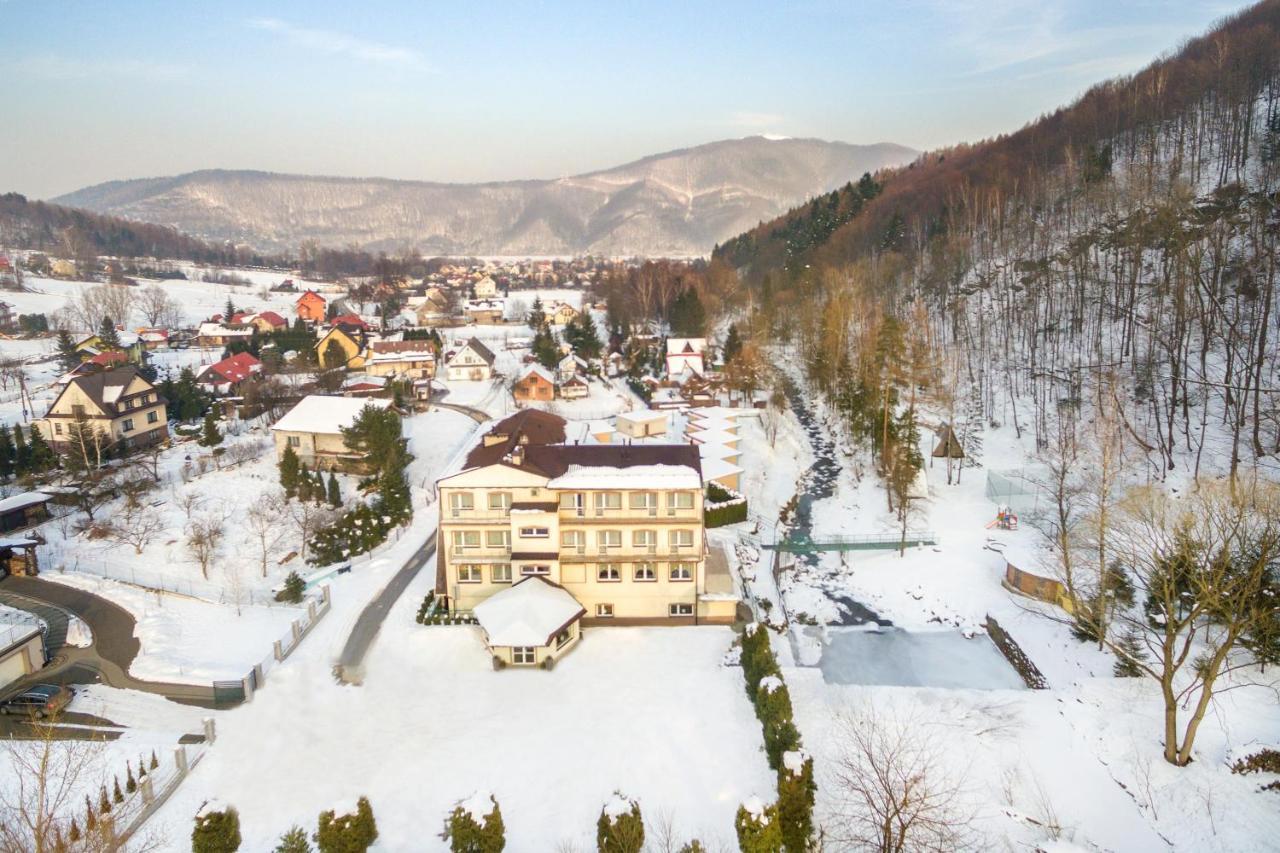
[296,290,327,323]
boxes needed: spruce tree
[25,426,55,474]
[56,329,81,372]
[297,464,313,503]
[199,412,223,448]
[596,794,644,853]
[97,317,121,350]
[12,424,29,474]
[126,764,137,793]
[314,796,377,853]
[85,796,96,832]
[0,425,14,480]
[113,777,124,804]
[443,794,505,853]
[723,324,743,363]
[776,753,816,852]
[280,571,306,604]
[192,804,242,853]
[224,298,236,322]
[1113,628,1147,677]
[150,750,159,770]
[527,296,546,331]
[99,785,111,814]
[274,826,312,853]
[327,472,342,507]
[279,445,301,499]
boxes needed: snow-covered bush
[192,801,242,853]
[596,792,644,853]
[734,796,782,852]
[273,825,312,852]
[315,796,378,853]
[442,791,505,852]
[777,750,816,852]
[755,677,800,770]
[741,623,780,701]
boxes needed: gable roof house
[34,366,168,457]
[559,374,589,400]
[244,311,288,333]
[365,340,437,379]
[665,338,708,381]
[512,364,556,405]
[75,333,144,365]
[198,352,263,395]
[473,276,499,298]
[445,337,496,381]
[196,322,254,348]
[464,299,505,325]
[545,301,579,326]
[316,326,368,370]
[270,395,394,473]
[295,289,328,323]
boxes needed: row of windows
[53,408,159,436]
[594,603,693,618]
[456,561,696,584]
[451,529,697,550]
[448,490,696,513]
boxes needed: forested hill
[715,0,1280,284]
[0,192,281,267]
[716,0,1280,485]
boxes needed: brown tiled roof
[463,410,567,469]
[463,337,496,365]
[59,366,152,417]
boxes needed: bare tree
[135,285,181,327]
[287,499,334,562]
[0,718,163,852]
[114,486,166,555]
[827,704,976,852]
[62,284,135,333]
[246,493,285,578]
[185,513,225,580]
[173,490,203,524]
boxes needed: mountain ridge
[54,137,917,257]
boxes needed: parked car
[0,684,74,718]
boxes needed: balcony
[445,508,512,522]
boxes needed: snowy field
[149,580,774,851]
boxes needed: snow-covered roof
[473,577,585,647]
[518,364,556,385]
[666,338,708,355]
[700,457,743,483]
[271,395,392,435]
[697,442,739,461]
[687,429,737,445]
[617,410,668,427]
[197,322,253,338]
[687,417,737,433]
[0,492,51,514]
[586,419,614,436]
[547,463,701,490]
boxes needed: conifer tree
[224,298,236,322]
[199,411,223,448]
[327,472,342,508]
[776,752,816,852]
[192,804,242,853]
[97,316,121,350]
[69,819,81,843]
[279,445,301,499]
[596,794,644,853]
[25,425,55,474]
[12,423,29,474]
[297,464,313,503]
[279,571,306,604]
[314,796,377,853]
[734,801,782,852]
[0,425,15,480]
[527,296,546,331]
[84,795,95,832]
[274,826,312,853]
[99,785,111,814]
[126,763,137,793]
[113,777,123,804]
[443,794,505,852]
[150,750,159,770]
[722,324,743,364]
[56,329,80,372]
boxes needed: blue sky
[0,0,1249,199]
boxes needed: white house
[474,276,499,298]
[446,337,497,381]
[665,338,707,381]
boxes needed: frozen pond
[819,628,1026,689]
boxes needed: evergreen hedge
[192,804,242,853]
[443,794,506,852]
[734,800,783,852]
[315,797,378,853]
[596,793,644,853]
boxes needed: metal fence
[222,584,333,705]
[115,730,212,846]
[985,468,1050,524]
[45,547,292,608]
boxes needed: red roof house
[296,290,327,323]
[198,352,263,393]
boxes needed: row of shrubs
[57,752,162,847]
[192,790,712,852]
[193,797,378,853]
[705,481,749,528]
[735,623,817,852]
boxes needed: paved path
[334,531,436,685]
[431,400,491,423]
[0,588,69,651]
[0,576,221,709]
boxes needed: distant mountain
[53,137,917,257]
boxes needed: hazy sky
[0,0,1249,199]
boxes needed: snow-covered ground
[148,573,773,851]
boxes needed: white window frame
[458,564,482,583]
[491,563,512,583]
[594,491,621,515]
[669,562,693,582]
[597,563,621,582]
[520,564,550,576]
[559,492,585,515]
[519,526,549,538]
[488,491,512,511]
[669,603,694,617]
[595,603,614,618]
[597,530,621,551]
[633,530,657,553]
[452,530,481,549]
[449,492,474,515]
[669,491,695,511]
[287,435,301,447]
[512,646,536,665]
[633,562,656,582]
[669,529,694,550]
[485,530,511,549]
[629,491,658,515]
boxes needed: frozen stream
[819,628,1025,689]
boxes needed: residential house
[665,338,708,381]
[436,410,735,667]
[198,352,263,395]
[546,301,579,326]
[559,375,588,400]
[474,276,498,298]
[0,302,14,332]
[196,322,254,348]
[512,364,555,405]
[445,338,496,381]
[50,259,77,279]
[316,326,368,370]
[270,395,393,472]
[34,366,168,455]
[244,311,288,334]
[365,340,437,380]
[75,333,144,365]
[330,313,370,332]
[295,290,327,323]
[136,329,169,350]
[464,299,505,325]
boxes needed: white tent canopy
[473,577,585,647]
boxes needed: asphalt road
[334,531,436,684]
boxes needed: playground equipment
[986,505,1019,531]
